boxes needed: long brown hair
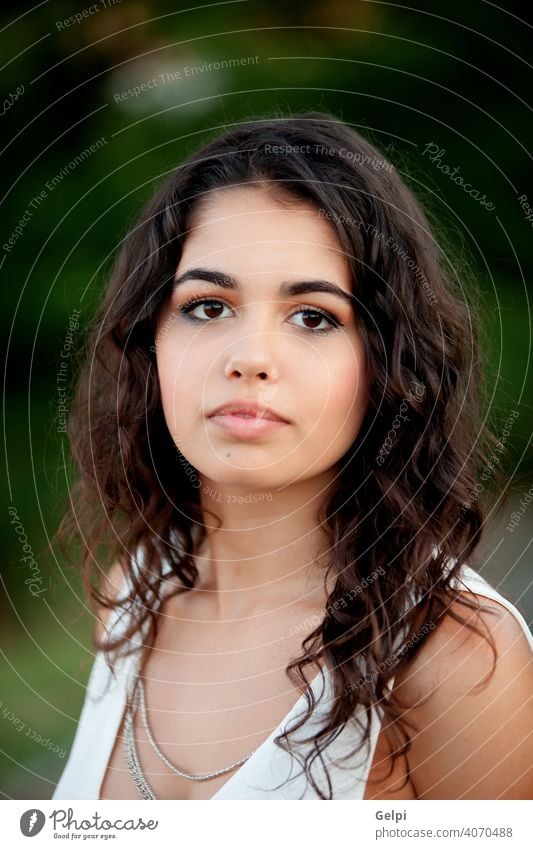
[56,110,507,798]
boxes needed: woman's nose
[222,330,281,382]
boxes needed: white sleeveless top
[52,562,532,800]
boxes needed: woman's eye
[177,298,341,334]
[178,299,230,321]
[289,308,338,333]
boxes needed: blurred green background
[1,0,532,799]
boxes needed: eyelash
[176,297,343,335]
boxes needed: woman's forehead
[180,186,351,281]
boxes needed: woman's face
[155,186,367,492]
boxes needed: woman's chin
[197,466,293,496]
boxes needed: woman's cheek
[327,356,367,432]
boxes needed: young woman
[53,111,533,801]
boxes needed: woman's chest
[99,595,417,800]
[100,602,323,800]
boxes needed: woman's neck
[189,472,338,619]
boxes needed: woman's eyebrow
[173,267,355,305]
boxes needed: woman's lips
[208,412,290,440]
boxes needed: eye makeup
[176,294,345,336]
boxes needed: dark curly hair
[55,110,507,799]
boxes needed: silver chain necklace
[122,668,259,800]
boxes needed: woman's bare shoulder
[398,592,532,691]
[393,592,533,799]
